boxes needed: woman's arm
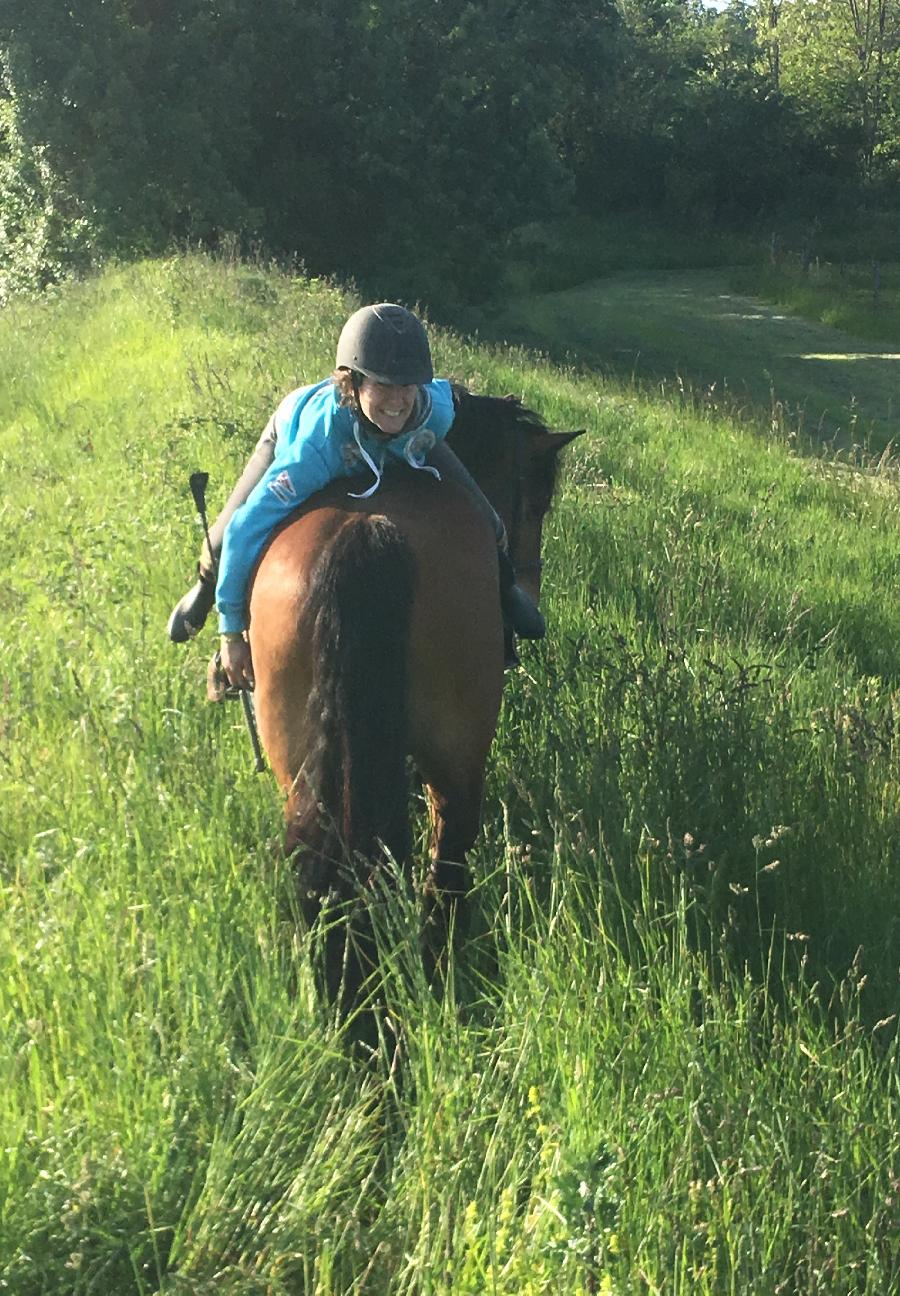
[217,443,332,634]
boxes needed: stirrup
[167,573,216,642]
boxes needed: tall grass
[1,253,898,1292]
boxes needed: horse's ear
[540,428,586,454]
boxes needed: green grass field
[1,254,898,1293]
[484,267,899,453]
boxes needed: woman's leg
[167,419,278,641]
[428,442,545,643]
[428,441,506,543]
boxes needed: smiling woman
[166,302,548,682]
[356,380,419,439]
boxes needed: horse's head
[448,388,584,602]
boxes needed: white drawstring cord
[347,419,384,499]
[403,429,441,481]
[347,419,442,498]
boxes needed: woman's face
[356,378,418,439]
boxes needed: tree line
[1,0,898,302]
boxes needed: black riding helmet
[335,303,434,386]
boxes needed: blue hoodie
[216,378,456,633]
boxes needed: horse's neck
[447,394,514,500]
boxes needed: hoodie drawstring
[347,418,442,499]
[347,420,383,499]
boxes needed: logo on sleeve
[267,471,297,504]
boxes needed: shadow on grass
[488,626,900,1030]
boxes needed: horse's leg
[409,571,502,983]
[419,760,486,980]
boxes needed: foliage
[0,0,616,301]
[0,92,96,301]
[2,0,900,298]
[775,0,900,180]
[1,253,898,1292]
[498,212,756,298]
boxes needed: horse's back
[248,471,504,796]
[401,479,504,779]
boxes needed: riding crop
[188,471,265,774]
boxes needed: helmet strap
[350,371,382,437]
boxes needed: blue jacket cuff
[217,607,247,635]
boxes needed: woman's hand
[220,633,255,690]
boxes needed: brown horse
[247,389,581,1004]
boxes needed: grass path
[2,256,898,1293]
[488,269,899,451]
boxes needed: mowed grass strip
[485,267,899,451]
[0,254,897,1293]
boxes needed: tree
[0,87,96,299]
[776,0,900,182]
[0,0,622,296]
[0,0,260,254]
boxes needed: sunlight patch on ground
[795,352,900,362]
[720,311,790,321]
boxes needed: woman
[167,303,544,686]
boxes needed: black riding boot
[167,428,280,644]
[167,566,217,642]
[498,549,545,639]
[497,549,545,667]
